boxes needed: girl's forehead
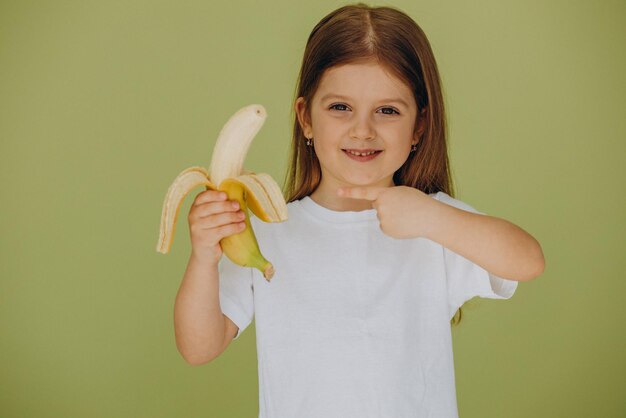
[322,60,395,80]
[315,62,413,104]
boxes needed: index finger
[193,189,227,206]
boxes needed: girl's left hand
[337,185,438,239]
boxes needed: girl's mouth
[342,149,383,162]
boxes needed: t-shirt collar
[296,196,378,223]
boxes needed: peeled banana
[156,104,288,281]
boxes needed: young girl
[174,3,544,417]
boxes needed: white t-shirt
[218,191,518,418]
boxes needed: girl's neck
[309,189,374,212]
[309,183,373,212]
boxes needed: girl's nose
[349,114,376,141]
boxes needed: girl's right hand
[187,189,247,264]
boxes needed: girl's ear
[414,106,428,141]
[295,97,313,137]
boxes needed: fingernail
[232,201,239,209]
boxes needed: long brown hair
[282,3,466,325]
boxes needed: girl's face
[295,59,426,210]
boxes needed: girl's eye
[379,107,400,115]
[329,104,349,111]
[329,104,399,115]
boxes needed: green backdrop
[1,1,624,417]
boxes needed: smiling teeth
[347,150,377,156]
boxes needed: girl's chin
[321,170,393,188]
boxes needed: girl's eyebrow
[320,93,409,108]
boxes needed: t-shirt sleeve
[434,192,518,321]
[218,255,254,340]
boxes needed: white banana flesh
[209,105,267,186]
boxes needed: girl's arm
[425,201,545,282]
[173,188,247,365]
[337,185,545,282]
[174,252,229,365]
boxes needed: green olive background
[1,1,624,417]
